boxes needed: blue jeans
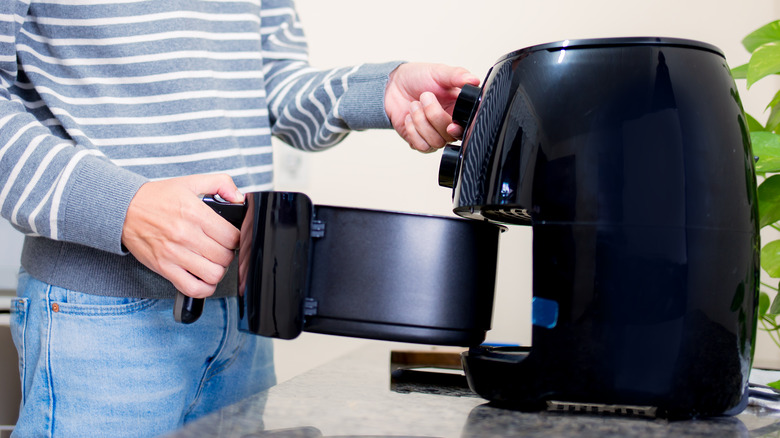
[9,270,275,437]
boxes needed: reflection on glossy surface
[447,37,760,418]
[303,205,501,346]
[237,192,313,339]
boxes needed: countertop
[166,343,780,438]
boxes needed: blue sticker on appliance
[532,297,559,329]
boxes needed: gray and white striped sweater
[0,0,400,298]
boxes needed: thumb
[432,65,480,89]
[185,173,244,204]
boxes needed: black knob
[438,144,462,188]
[452,84,481,128]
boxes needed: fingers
[155,236,234,298]
[187,173,244,204]
[406,91,458,153]
[431,64,481,90]
[446,123,465,139]
[384,62,481,153]
[121,175,242,298]
[175,175,241,264]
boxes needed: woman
[1,0,477,436]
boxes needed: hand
[121,174,244,298]
[385,63,480,153]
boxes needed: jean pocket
[49,287,158,317]
[10,297,28,351]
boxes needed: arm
[0,2,146,254]
[260,0,398,150]
[1,3,239,298]
[260,0,477,152]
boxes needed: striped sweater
[0,0,400,298]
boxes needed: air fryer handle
[201,195,247,229]
[173,293,204,324]
[173,195,247,324]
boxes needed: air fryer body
[450,38,760,418]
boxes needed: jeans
[9,270,275,437]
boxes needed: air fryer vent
[546,401,658,418]
[482,207,532,225]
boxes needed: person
[1,0,479,436]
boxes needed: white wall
[272,0,780,382]
[0,222,23,293]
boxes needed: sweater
[0,0,400,298]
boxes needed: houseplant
[732,20,780,376]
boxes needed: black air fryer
[438,37,760,419]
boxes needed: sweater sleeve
[0,1,147,255]
[260,0,402,151]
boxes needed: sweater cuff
[340,61,405,130]
[59,156,148,255]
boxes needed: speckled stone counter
[165,343,780,438]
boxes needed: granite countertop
[166,343,780,438]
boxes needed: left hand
[385,63,480,153]
[121,174,244,299]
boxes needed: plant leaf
[771,290,780,314]
[769,380,780,391]
[767,88,780,113]
[747,113,766,132]
[731,63,748,79]
[743,20,780,53]
[760,291,771,317]
[747,43,780,88]
[761,239,780,277]
[759,175,780,227]
[769,105,780,133]
[752,131,780,173]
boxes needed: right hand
[121,174,244,299]
[385,63,480,153]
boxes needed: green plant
[732,21,780,368]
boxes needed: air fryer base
[462,347,751,420]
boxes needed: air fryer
[438,37,759,419]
